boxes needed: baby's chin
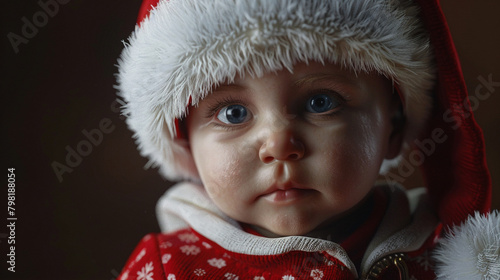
[237,210,342,237]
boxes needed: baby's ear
[171,137,201,180]
[169,116,201,180]
[385,102,406,160]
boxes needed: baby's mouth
[260,182,315,203]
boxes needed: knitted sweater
[118,183,441,279]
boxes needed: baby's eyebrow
[293,73,359,89]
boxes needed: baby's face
[186,62,400,236]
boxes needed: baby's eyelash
[306,89,351,108]
[204,96,248,119]
[311,89,348,100]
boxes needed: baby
[116,0,494,279]
[185,61,401,239]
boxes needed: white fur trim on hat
[117,0,435,181]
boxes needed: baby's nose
[258,129,305,164]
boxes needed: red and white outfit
[116,0,497,279]
[119,183,441,279]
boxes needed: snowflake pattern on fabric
[119,270,129,280]
[194,268,206,276]
[208,258,227,268]
[135,249,146,262]
[180,245,201,255]
[160,241,172,249]
[224,272,239,280]
[178,232,200,243]
[162,254,171,264]
[202,242,212,249]
[137,262,154,280]
[117,228,439,279]
[310,269,324,280]
[119,229,356,279]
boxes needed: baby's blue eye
[306,94,338,113]
[217,105,249,124]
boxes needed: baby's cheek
[203,163,247,219]
[201,146,243,196]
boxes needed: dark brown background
[1,1,499,279]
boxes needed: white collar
[156,182,438,278]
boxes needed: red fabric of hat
[415,0,491,227]
[136,0,160,25]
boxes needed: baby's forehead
[205,62,394,101]
[209,61,391,95]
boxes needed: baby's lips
[259,181,315,203]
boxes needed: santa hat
[116,0,490,228]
